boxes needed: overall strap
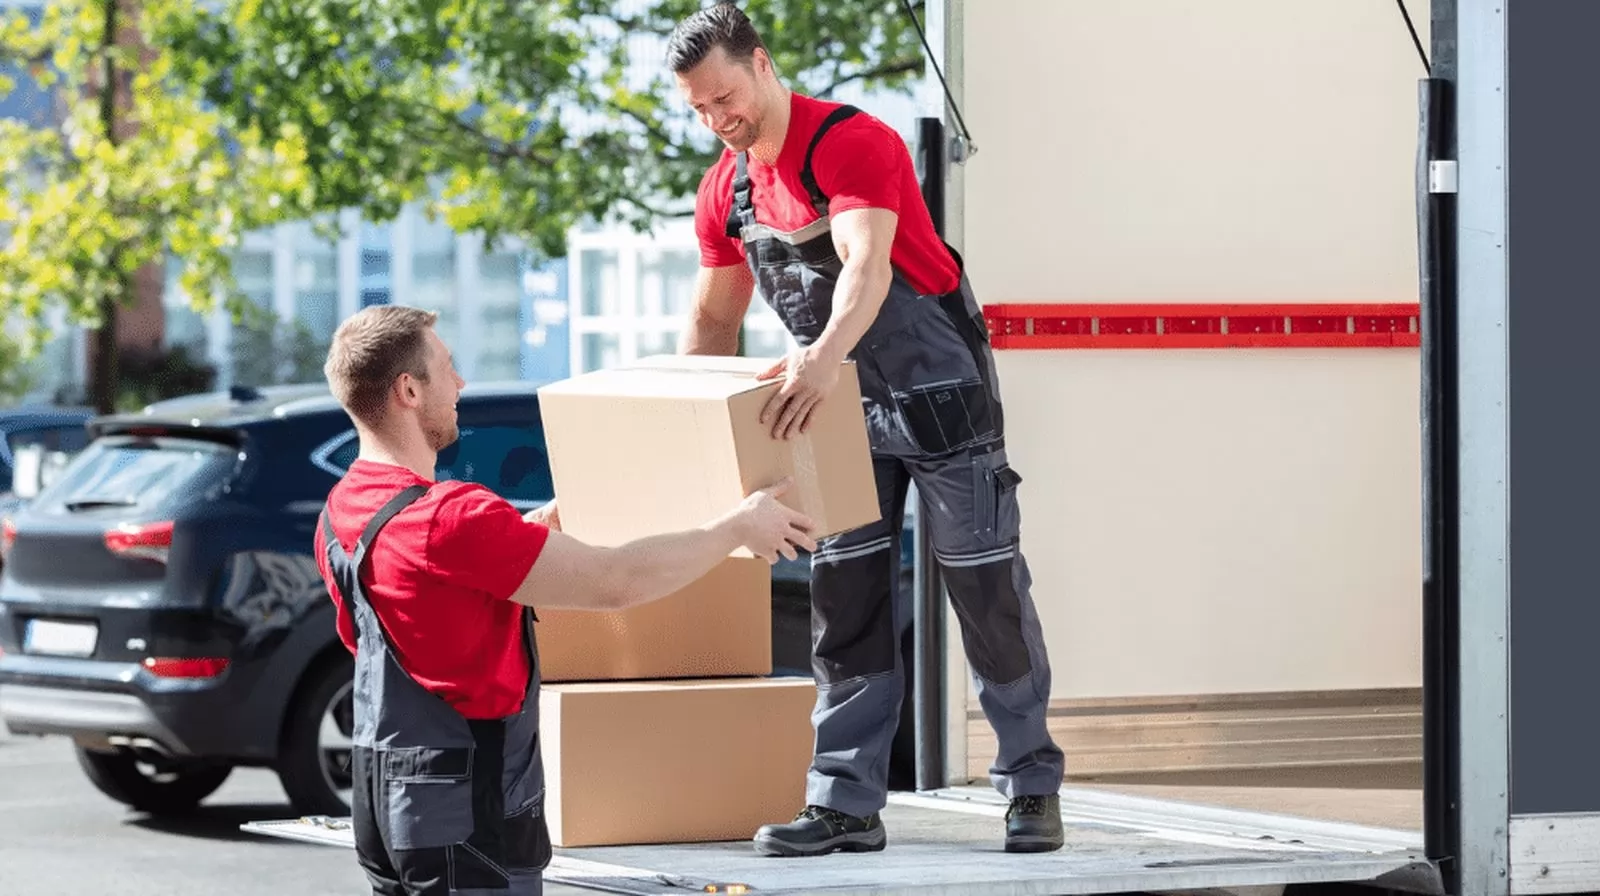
[724,151,756,239]
[799,105,861,216]
[320,484,430,642]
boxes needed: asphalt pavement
[0,727,591,895]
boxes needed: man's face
[418,329,465,452]
[676,46,769,153]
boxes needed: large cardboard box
[535,556,772,682]
[540,677,818,847]
[536,354,880,551]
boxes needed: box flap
[537,355,775,401]
[538,355,859,402]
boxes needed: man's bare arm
[756,207,898,439]
[680,263,756,356]
[810,207,898,365]
[506,481,814,612]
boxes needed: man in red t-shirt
[666,2,1065,859]
[315,303,816,895]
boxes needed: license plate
[24,619,99,658]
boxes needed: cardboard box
[541,677,818,847]
[535,556,772,682]
[536,354,880,552]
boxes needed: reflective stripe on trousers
[321,485,551,895]
[725,106,1066,818]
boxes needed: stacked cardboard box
[532,354,880,847]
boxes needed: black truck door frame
[1438,1,1600,894]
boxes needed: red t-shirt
[313,459,550,720]
[694,92,962,298]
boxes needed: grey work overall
[321,485,551,896]
[726,105,1066,817]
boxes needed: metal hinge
[1429,160,1458,194]
[951,135,976,164]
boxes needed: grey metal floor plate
[241,788,1442,896]
[541,789,1440,896]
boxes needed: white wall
[958,1,1428,698]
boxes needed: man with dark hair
[316,303,818,894]
[666,1,1066,860]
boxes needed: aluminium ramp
[240,786,1443,896]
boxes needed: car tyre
[74,745,232,816]
[277,653,355,817]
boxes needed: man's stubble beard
[424,404,458,453]
[426,425,457,453]
[722,119,760,153]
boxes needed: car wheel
[277,654,355,817]
[74,745,232,816]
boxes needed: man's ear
[392,373,420,408]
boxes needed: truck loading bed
[242,786,1441,895]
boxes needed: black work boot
[1005,794,1065,853]
[753,805,888,857]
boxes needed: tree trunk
[91,291,120,414]
[89,0,120,414]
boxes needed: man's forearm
[602,514,747,608]
[812,258,893,363]
[679,310,742,356]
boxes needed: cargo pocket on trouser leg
[500,789,553,874]
[917,450,1032,688]
[444,718,531,892]
[891,377,998,458]
[381,745,482,892]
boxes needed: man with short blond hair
[314,303,817,895]
[322,304,440,427]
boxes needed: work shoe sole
[1004,833,1065,853]
[754,826,888,857]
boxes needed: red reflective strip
[981,303,1422,349]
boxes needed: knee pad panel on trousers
[941,557,1033,686]
[810,529,900,684]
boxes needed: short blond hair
[324,305,439,425]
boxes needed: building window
[568,220,795,373]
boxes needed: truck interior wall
[956,1,1431,785]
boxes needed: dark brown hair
[665,2,766,73]
[323,304,437,425]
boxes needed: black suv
[0,381,901,818]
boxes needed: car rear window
[32,435,237,516]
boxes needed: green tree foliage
[164,0,928,258]
[1,0,927,408]
[0,0,314,411]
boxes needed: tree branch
[619,192,693,220]
[0,47,52,68]
[431,110,559,168]
[605,98,686,159]
[820,57,924,98]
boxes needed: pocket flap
[384,746,471,782]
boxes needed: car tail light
[142,657,229,679]
[1,518,14,559]
[105,521,174,564]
